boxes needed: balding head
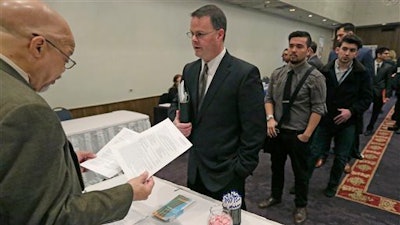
[0,0,74,45]
[0,0,75,92]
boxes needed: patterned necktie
[198,63,208,108]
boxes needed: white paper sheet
[112,119,192,179]
[80,128,139,178]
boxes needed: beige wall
[41,0,332,109]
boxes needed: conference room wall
[40,0,332,110]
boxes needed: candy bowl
[208,205,233,225]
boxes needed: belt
[278,128,304,134]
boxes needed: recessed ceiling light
[289,8,296,12]
[308,14,313,18]
[322,19,327,22]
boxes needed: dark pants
[188,170,247,210]
[312,125,356,188]
[366,94,384,131]
[392,95,400,126]
[269,129,309,207]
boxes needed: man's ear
[29,36,46,57]
[335,46,340,54]
[307,47,312,57]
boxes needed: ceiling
[217,0,340,29]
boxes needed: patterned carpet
[155,98,400,225]
[337,108,400,215]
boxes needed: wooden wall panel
[69,96,160,125]
[357,24,400,58]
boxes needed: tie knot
[203,63,208,73]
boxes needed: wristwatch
[266,114,274,121]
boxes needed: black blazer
[320,59,373,130]
[372,61,396,97]
[169,52,266,192]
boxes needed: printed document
[80,128,139,178]
[112,118,192,179]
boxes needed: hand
[76,151,96,172]
[173,110,192,137]
[297,133,310,143]
[267,119,278,137]
[334,108,352,125]
[383,98,390,103]
[127,171,155,201]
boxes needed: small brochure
[152,194,194,222]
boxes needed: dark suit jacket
[372,61,396,97]
[0,59,132,225]
[308,54,324,71]
[320,59,373,131]
[169,52,266,192]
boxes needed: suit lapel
[198,52,232,117]
[184,60,202,117]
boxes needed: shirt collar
[202,47,226,75]
[0,53,30,83]
[289,59,308,74]
[335,59,353,72]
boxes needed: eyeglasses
[186,30,216,39]
[32,33,76,69]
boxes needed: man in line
[313,35,372,197]
[308,41,324,71]
[0,1,154,224]
[364,47,397,136]
[316,22,372,169]
[282,48,290,64]
[260,31,326,225]
[169,4,266,209]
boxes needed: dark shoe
[315,158,326,168]
[289,186,295,195]
[293,207,307,225]
[324,186,337,198]
[351,152,364,160]
[344,163,351,174]
[388,125,399,131]
[258,196,281,208]
[364,129,373,136]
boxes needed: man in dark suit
[169,4,265,208]
[364,47,397,135]
[308,41,324,71]
[0,1,154,224]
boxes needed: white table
[62,110,151,153]
[86,175,282,225]
[62,110,151,186]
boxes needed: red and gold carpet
[336,108,400,215]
